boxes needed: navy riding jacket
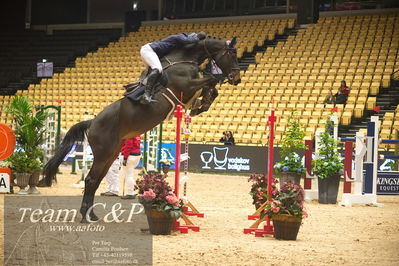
[149,33,199,58]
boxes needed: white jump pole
[340,116,383,207]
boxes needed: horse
[43,36,241,223]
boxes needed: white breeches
[104,158,121,194]
[140,44,163,73]
[119,155,141,195]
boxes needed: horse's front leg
[190,86,219,116]
[187,76,218,116]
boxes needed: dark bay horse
[44,36,241,223]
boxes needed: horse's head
[202,36,241,85]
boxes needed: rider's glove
[197,31,206,40]
[188,32,198,39]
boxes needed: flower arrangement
[135,173,184,219]
[248,173,269,208]
[274,152,305,174]
[312,114,344,179]
[275,112,306,174]
[248,173,280,209]
[262,181,308,220]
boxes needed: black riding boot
[140,69,161,104]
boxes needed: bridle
[203,37,240,82]
[161,37,240,83]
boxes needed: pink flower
[272,206,280,213]
[143,189,156,201]
[165,194,178,205]
[272,189,279,195]
[257,187,262,191]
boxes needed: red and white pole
[183,113,191,197]
[254,106,276,237]
[172,105,200,233]
[267,108,276,198]
[174,105,183,198]
[265,107,276,234]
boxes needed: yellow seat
[354,104,365,118]
[366,97,376,110]
[341,111,353,125]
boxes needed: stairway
[339,79,399,139]
[237,27,298,71]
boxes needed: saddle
[123,71,169,102]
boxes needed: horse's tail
[43,120,92,186]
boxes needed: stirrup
[140,94,158,105]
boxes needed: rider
[139,31,207,104]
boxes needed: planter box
[144,208,174,235]
[273,214,302,240]
[15,173,31,188]
[318,174,341,204]
[279,172,302,186]
[29,170,41,186]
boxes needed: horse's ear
[229,36,237,48]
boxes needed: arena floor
[1,164,399,266]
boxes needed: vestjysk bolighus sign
[188,144,268,173]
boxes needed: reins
[163,56,198,70]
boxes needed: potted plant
[262,180,308,240]
[159,158,174,174]
[6,151,41,194]
[136,172,184,235]
[312,115,344,204]
[5,96,48,194]
[274,112,306,185]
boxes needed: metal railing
[391,69,399,81]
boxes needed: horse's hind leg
[80,149,120,223]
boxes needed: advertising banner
[377,171,399,195]
[188,144,268,173]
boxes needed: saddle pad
[124,72,169,102]
[125,84,145,102]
